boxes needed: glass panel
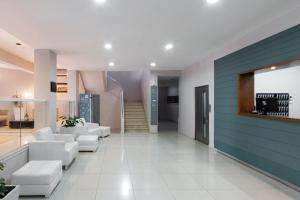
[203,91,207,138]
[0,99,47,157]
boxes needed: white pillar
[34,49,57,131]
[67,70,79,116]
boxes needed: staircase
[124,101,149,132]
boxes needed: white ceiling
[0,29,33,62]
[0,0,299,71]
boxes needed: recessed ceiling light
[95,0,106,4]
[150,62,157,67]
[104,43,112,50]
[271,66,277,70]
[206,0,220,4]
[165,43,174,51]
[108,62,115,67]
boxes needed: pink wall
[100,77,122,132]
[108,71,143,101]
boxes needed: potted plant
[0,163,19,200]
[59,116,83,136]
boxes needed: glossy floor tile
[20,132,300,200]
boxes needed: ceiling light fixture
[150,62,157,67]
[95,0,106,4]
[108,62,115,67]
[206,0,220,4]
[104,43,112,50]
[165,43,174,51]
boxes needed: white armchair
[33,127,79,168]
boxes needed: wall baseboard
[217,150,300,192]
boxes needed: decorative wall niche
[238,57,300,122]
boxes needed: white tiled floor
[20,132,300,200]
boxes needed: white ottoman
[99,126,111,137]
[77,135,99,152]
[11,160,62,197]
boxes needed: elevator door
[195,85,209,145]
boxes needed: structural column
[67,70,80,116]
[34,49,57,130]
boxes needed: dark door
[195,85,209,145]
[158,87,168,121]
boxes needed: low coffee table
[9,121,34,129]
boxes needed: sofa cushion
[65,141,78,153]
[35,127,55,140]
[11,161,62,185]
[64,141,79,165]
[99,127,110,136]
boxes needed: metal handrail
[107,76,125,134]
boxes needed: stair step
[125,118,147,122]
[125,113,146,116]
[125,118,147,121]
[125,126,148,129]
[125,113,145,115]
[125,129,149,133]
[125,113,145,116]
[124,101,148,132]
[125,123,148,127]
[125,127,148,130]
[125,108,144,111]
[125,103,143,106]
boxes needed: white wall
[0,68,34,120]
[0,68,34,99]
[179,6,300,148]
[179,57,214,146]
[255,63,300,119]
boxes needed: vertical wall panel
[214,25,300,187]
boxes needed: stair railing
[107,76,125,134]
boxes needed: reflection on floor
[158,120,178,132]
[19,131,300,200]
[0,126,34,157]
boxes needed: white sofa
[11,160,62,197]
[99,126,111,137]
[78,118,111,137]
[57,124,100,152]
[34,127,79,168]
[77,135,99,152]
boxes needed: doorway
[157,76,179,132]
[195,85,209,145]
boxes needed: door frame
[195,85,209,145]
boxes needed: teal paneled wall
[214,25,300,187]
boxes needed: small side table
[9,121,34,129]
